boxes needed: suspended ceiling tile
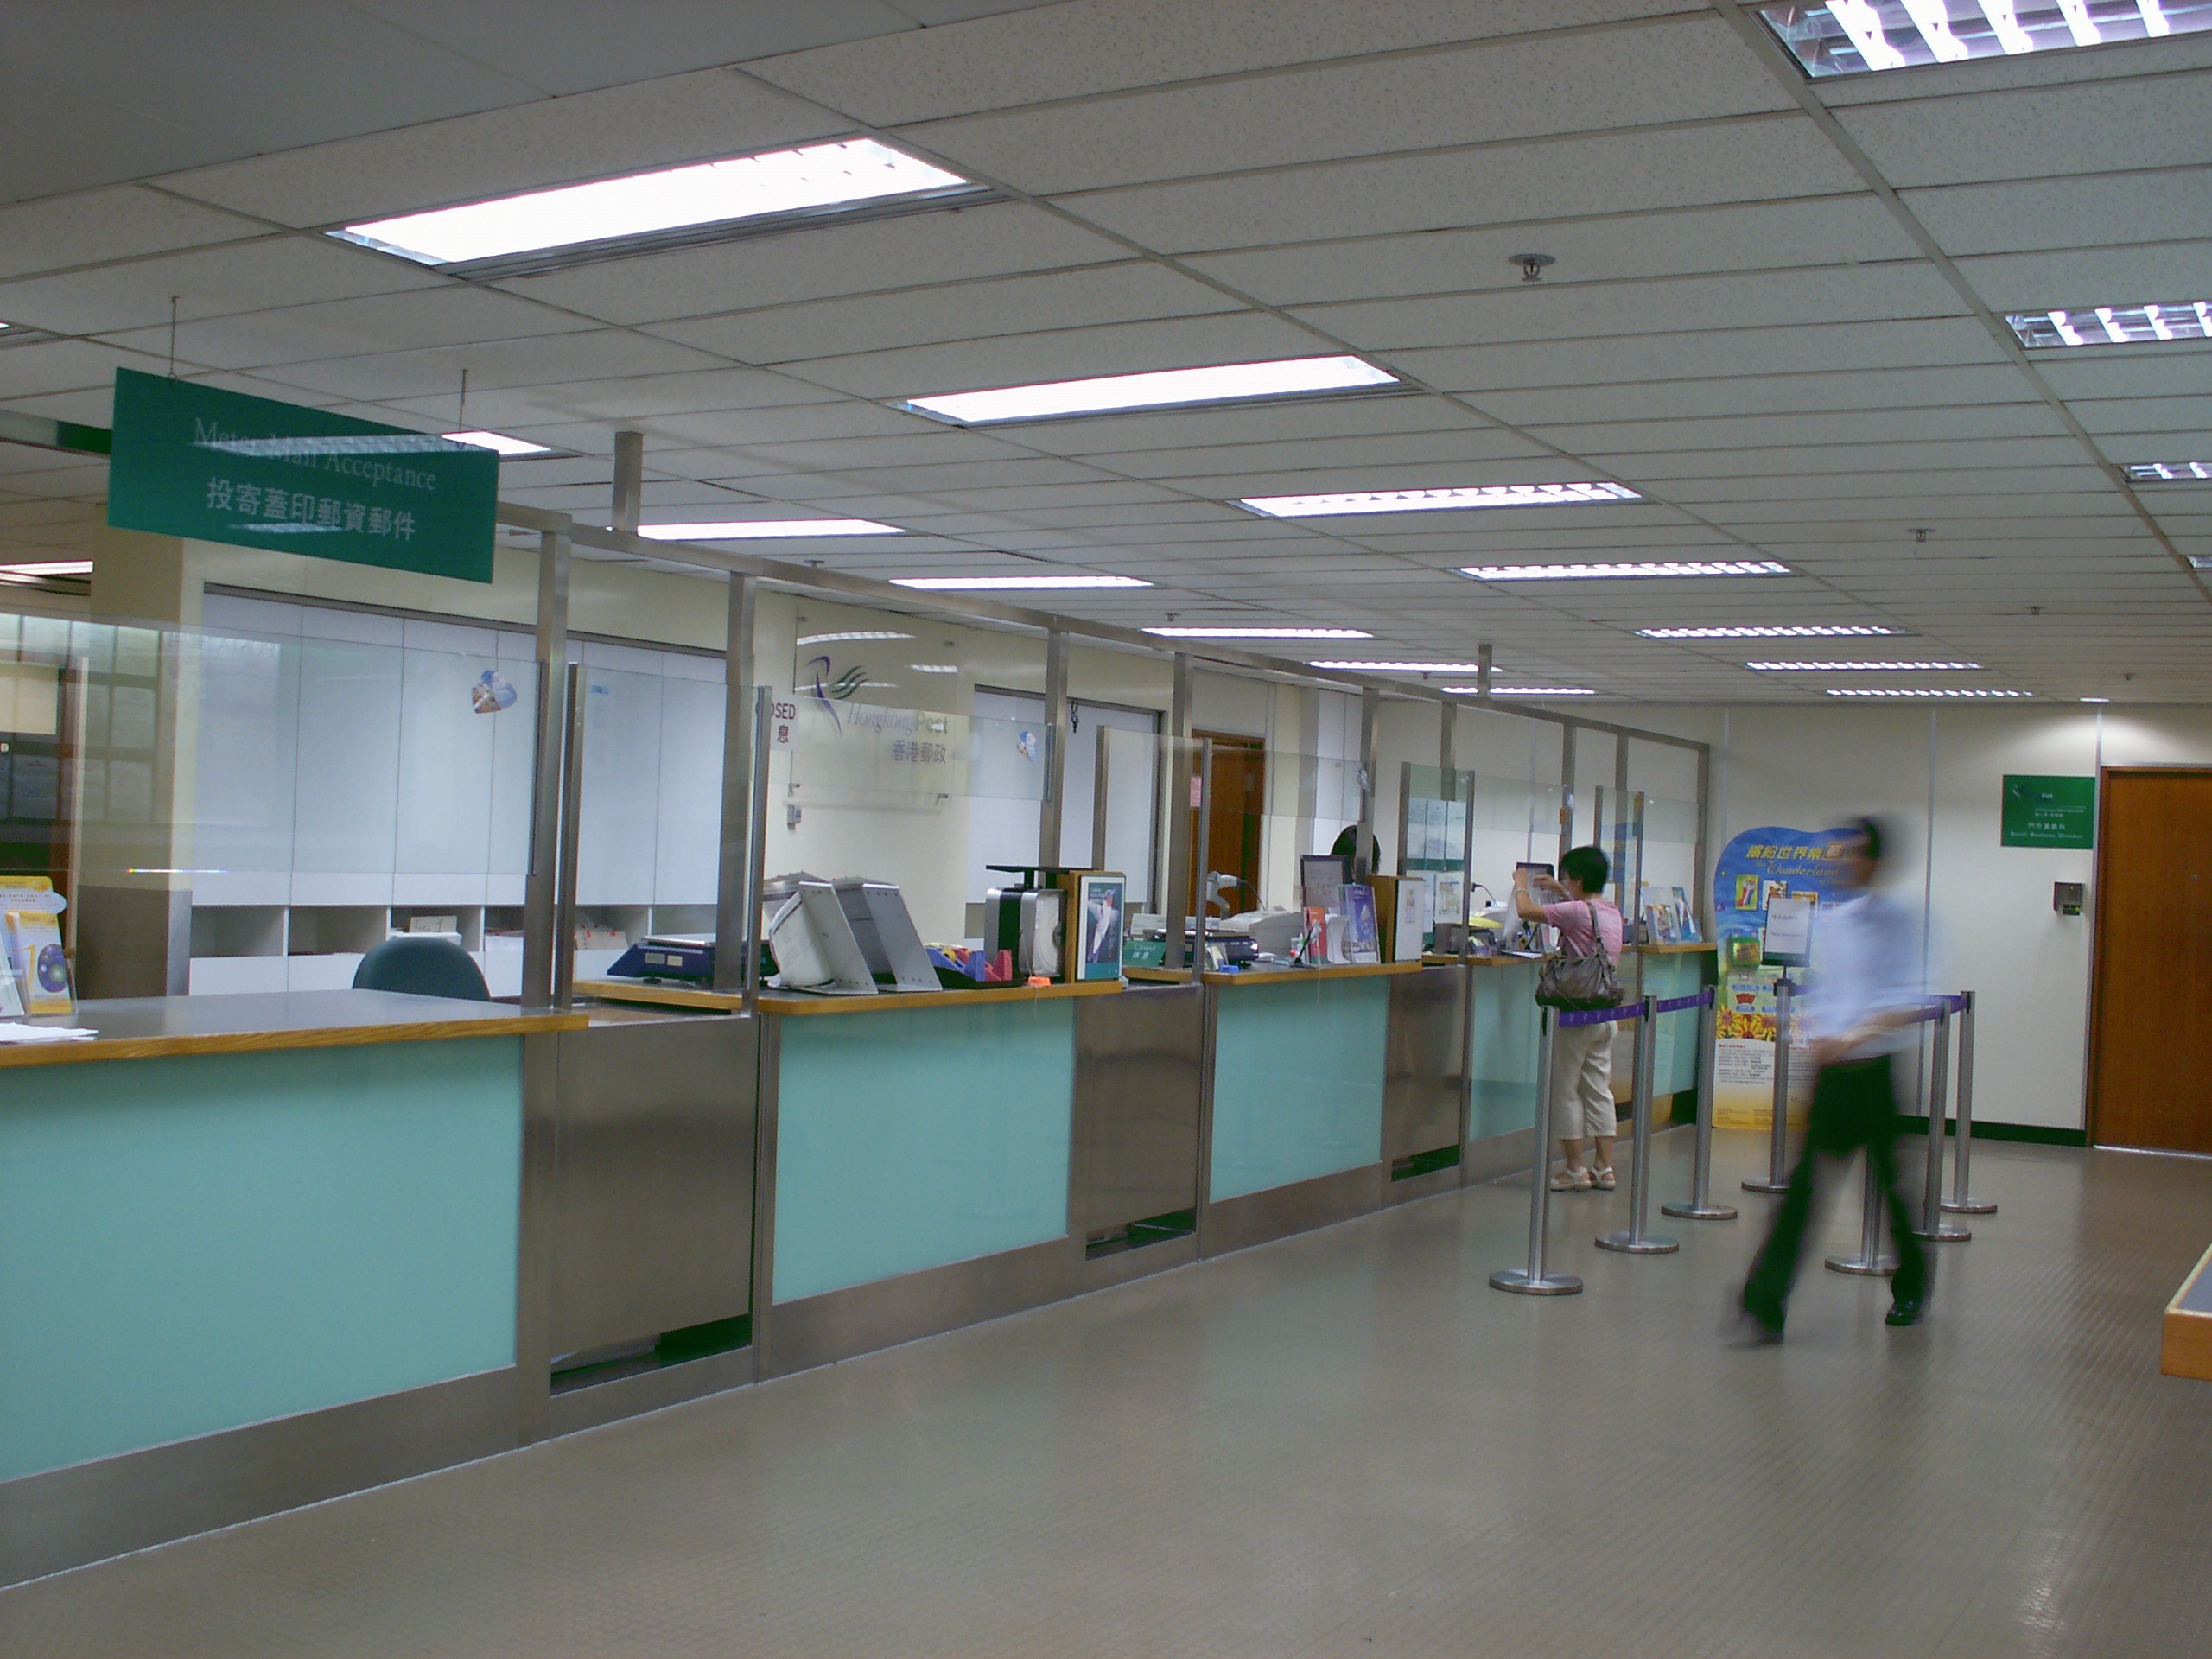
[0,338,149,404]
[1602,436,2091,480]
[1904,169,2212,261]
[2035,346,2212,403]
[901,15,1792,196]
[1953,241,2212,313]
[1528,403,2074,454]
[156,67,845,227]
[1656,467,2113,504]
[258,328,728,399]
[1007,393,1475,457]
[1059,116,1866,254]
[1834,72,2212,189]
[648,263,1245,364]
[1478,364,2038,425]
[749,0,1688,127]
[1080,427,1557,483]
[0,185,274,283]
[2070,396,2212,437]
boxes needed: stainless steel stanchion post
[1743,974,1793,1193]
[1491,1007,1582,1295]
[1914,1001,1971,1243]
[1827,1017,1917,1278]
[1942,990,1996,1215]
[1598,996,1679,1255]
[1665,986,1738,1221]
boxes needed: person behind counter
[1514,846,1624,1192]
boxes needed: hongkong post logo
[804,654,868,729]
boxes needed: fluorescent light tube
[0,560,93,577]
[1144,626,1372,639]
[2123,461,2212,481]
[1829,0,1910,67]
[639,519,901,540]
[907,357,1395,425]
[1978,0,2036,53]
[1826,688,2029,698]
[1899,0,1971,59]
[889,575,1149,590]
[442,429,550,457]
[1241,482,1637,518]
[1441,684,1598,696]
[2009,300,2212,348]
[1758,0,2211,76]
[1461,560,1787,581]
[2057,0,2102,43]
[1640,625,1899,639]
[910,664,961,674]
[337,139,972,268]
[796,631,912,646]
[1308,661,1491,673]
[2139,1,2173,35]
[1745,659,1980,671]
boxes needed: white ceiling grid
[0,0,2206,701]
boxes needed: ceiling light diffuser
[2007,301,2212,349]
[1639,624,1900,639]
[1825,688,2029,698]
[796,631,912,646]
[906,356,1396,425]
[336,138,977,270]
[0,560,92,577]
[1144,626,1372,639]
[890,575,1150,590]
[639,519,901,540]
[1309,661,1492,673]
[1241,482,1637,518]
[2124,461,2212,481]
[1746,659,1980,671]
[1755,0,2212,77]
[1441,684,1599,696]
[443,429,550,457]
[910,664,961,674]
[1461,560,1787,581]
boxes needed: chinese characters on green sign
[105,369,498,582]
[2001,774,2096,849]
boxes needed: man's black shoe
[1885,1297,1925,1327]
[1738,1286,1785,1342]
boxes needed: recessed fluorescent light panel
[906,356,1395,425]
[1640,625,1901,639]
[334,138,981,272]
[1241,482,1637,518]
[2007,301,2212,349]
[442,429,550,457]
[2190,556,2212,569]
[1462,560,1787,581]
[639,519,900,540]
[1826,688,2030,698]
[1756,1,2212,78]
[1442,684,1599,697]
[796,631,912,646]
[0,560,92,578]
[2125,461,2212,481]
[890,575,1150,590]
[1144,626,1372,639]
[1309,661,1491,673]
[910,664,960,674]
[1746,659,1980,671]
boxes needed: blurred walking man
[1740,817,1929,1338]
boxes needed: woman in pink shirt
[1513,845,1626,1191]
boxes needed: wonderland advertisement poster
[1710,825,1856,1127]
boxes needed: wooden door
[2089,768,2212,1152]
[1193,732,1264,913]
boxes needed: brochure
[1340,884,1381,965]
[4,910,73,1015]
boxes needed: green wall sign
[106,369,497,582]
[2001,773,2096,849]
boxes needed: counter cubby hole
[286,906,390,956]
[1084,1207,1197,1260]
[573,905,650,948]
[648,904,715,938]
[549,1314,751,1395]
[390,905,483,949]
[188,906,286,958]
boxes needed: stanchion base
[1942,1198,1997,1216]
[1488,1268,1583,1295]
[1662,1201,1739,1221]
[1741,1176,1790,1194]
[1824,1252,1897,1276]
[1912,1221,1972,1243]
[1595,1230,1679,1255]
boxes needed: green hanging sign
[106,368,497,582]
[2001,774,2096,849]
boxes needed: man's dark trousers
[1745,1053,1929,1319]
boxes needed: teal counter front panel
[1469,962,1543,1142]
[1208,976,1388,1202]
[772,1000,1075,1304]
[0,1038,522,1484]
[1639,952,1710,1101]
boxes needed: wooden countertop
[1633,942,1717,956]
[1198,959,1428,988]
[577,975,1123,1016]
[0,990,584,1071]
[1426,951,1547,969]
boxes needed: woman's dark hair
[1560,843,1610,893]
[1846,815,1888,868]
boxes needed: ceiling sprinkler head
[1510,253,1556,283]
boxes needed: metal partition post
[610,429,643,533]
[520,523,571,1012]
[1827,1018,1916,1278]
[711,574,757,993]
[741,686,771,1018]
[1944,990,1995,1214]
[1356,685,1380,878]
[1038,626,1068,865]
[1915,1002,1972,1243]
[1599,999,1679,1255]
[1163,660,1196,972]
[1745,975,1794,1193]
[1557,724,1576,868]
[1395,759,1413,875]
[1629,790,1646,945]
[1090,722,1111,870]
[551,662,586,1010]
[1192,737,1214,969]
[1665,988,1737,1221]
[1491,1007,1581,1295]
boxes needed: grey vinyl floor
[4,1129,2210,1657]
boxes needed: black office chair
[352,936,491,1002]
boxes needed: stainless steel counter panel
[1071,983,1204,1239]
[1383,965,1466,1163]
[550,1015,758,1361]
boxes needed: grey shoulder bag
[1535,900,1623,1011]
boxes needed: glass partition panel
[1467,773,1567,924]
[1637,791,1701,944]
